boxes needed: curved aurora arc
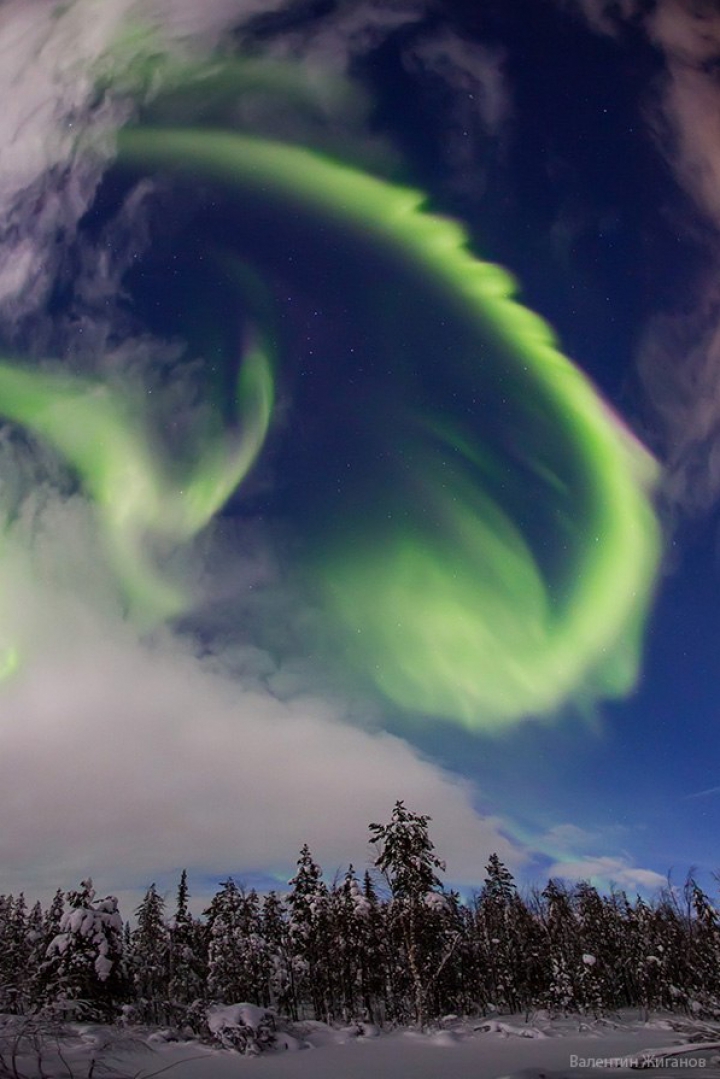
[0,116,661,732]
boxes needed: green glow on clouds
[0,340,273,626]
[0,88,660,728]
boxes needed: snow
[207,1002,272,1035]
[3,1009,720,1079]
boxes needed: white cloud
[566,0,720,521]
[647,1,720,228]
[541,822,600,851]
[547,855,665,893]
[632,3,720,518]
[254,0,427,72]
[558,0,647,37]
[401,29,510,197]
[0,0,290,323]
[0,491,524,906]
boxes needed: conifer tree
[130,884,170,1022]
[205,879,248,1003]
[542,880,580,1014]
[287,845,330,1020]
[331,866,371,1021]
[358,870,387,1022]
[0,894,28,1012]
[262,890,294,1017]
[687,880,720,1004]
[167,870,206,1007]
[44,879,126,1020]
[369,802,446,1027]
[478,855,520,1011]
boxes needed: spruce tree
[44,879,126,1020]
[287,845,330,1020]
[369,801,446,1027]
[130,884,170,1022]
[167,870,206,1008]
[542,880,580,1014]
[478,855,520,1011]
[262,890,294,1017]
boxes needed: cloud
[528,822,664,895]
[546,855,666,893]
[564,0,720,521]
[647,1,720,227]
[684,784,720,800]
[0,0,289,326]
[635,280,720,518]
[557,0,648,37]
[540,823,600,852]
[246,0,428,72]
[636,2,720,518]
[401,29,510,197]
[0,489,524,905]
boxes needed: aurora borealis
[5,0,720,906]
[0,105,661,730]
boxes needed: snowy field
[4,1010,720,1079]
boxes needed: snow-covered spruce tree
[129,884,170,1023]
[445,893,484,1017]
[628,896,669,1017]
[541,880,581,1014]
[0,894,32,1013]
[359,870,389,1023]
[204,880,271,1008]
[328,865,375,1022]
[43,879,126,1020]
[235,888,273,1009]
[477,855,522,1012]
[22,900,45,1012]
[167,869,206,1010]
[205,879,249,1004]
[31,888,65,1011]
[423,887,468,1019]
[369,801,447,1027]
[574,881,620,1014]
[649,885,695,1011]
[509,889,549,1014]
[261,891,294,1018]
[687,879,720,1010]
[287,844,332,1021]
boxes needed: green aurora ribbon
[0,101,661,731]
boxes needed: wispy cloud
[244,0,428,72]
[546,854,666,893]
[684,784,720,800]
[558,0,648,37]
[401,28,510,198]
[564,0,720,522]
[0,0,290,325]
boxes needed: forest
[2,803,718,1047]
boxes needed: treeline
[1,802,719,1030]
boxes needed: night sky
[1,0,719,912]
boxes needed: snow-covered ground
[4,1010,720,1079]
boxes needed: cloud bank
[0,491,524,904]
